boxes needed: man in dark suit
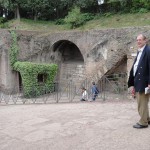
[128,34,150,129]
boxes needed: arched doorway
[53,40,84,63]
[52,40,85,83]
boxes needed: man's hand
[148,85,150,88]
[131,86,136,98]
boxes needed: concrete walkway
[0,100,150,150]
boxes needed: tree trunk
[34,10,37,21]
[34,15,37,21]
[16,4,20,21]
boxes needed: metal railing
[0,73,128,105]
[74,73,128,101]
[98,73,128,100]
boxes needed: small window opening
[38,74,47,83]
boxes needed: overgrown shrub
[82,13,94,21]
[64,6,93,29]
[0,17,9,28]
[9,31,19,68]
[138,8,148,13]
[0,22,9,28]
[55,19,65,25]
[0,17,7,24]
[14,62,58,98]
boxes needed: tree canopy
[0,0,149,21]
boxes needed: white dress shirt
[133,45,146,76]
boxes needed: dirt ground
[0,99,150,150]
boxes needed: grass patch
[80,12,150,30]
[8,18,69,32]
[2,12,150,31]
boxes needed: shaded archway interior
[53,40,84,63]
[52,40,85,84]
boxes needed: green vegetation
[0,0,150,30]
[64,6,94,29]
[14,62,58,98]
[9,31,19,68]
[81,12,150,30]
[7,19,68,31]
[9,30,58,98]
[0,17,8,28]
[3,12,150,32]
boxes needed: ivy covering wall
[9,30,19,69]
[9,30,58,98]
[14,62,58,97]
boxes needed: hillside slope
[2,12,150,32]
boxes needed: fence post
[56,82,59,103]
[103,77,106,101]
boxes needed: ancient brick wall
[0,27,150,92]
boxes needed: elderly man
[128,34,150,129]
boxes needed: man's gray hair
[137,34,147,40]
[142,34,147,40]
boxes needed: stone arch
[52,40,84,63]
[52,40,85,83]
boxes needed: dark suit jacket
[128,45,150,92]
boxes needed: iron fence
[0,73,128,105]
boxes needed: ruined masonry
[0,27,150,93]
